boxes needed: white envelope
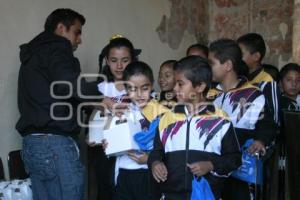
[103,117,141,156]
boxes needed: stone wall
[293,0,300,64]
[157,0,294,68]
[156,0,209,48]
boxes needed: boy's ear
[252,52,262,62]
[196,83,207,93]
[224,59,234,72]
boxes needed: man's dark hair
[279,63,300,81]
[209,39,246,77]
[123,61,154,84]
[237,33,266,61]
[44,8,85,33]
[160,60,177,70]
[186,43,208,57]
[174,56,212,95]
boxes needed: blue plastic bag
[191,176,215,200]
[134,117,160,151]
[231,139,263,185]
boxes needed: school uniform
[158,91,177,109]
[114,100,169,200]
[213,79,276,200]
[207,87,222,101]
[280,94,300,113]
[148,104,241,200]
[248,67,280,124]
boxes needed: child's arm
[234,109,276,155]
[262,81,280,124]
[248,101,277,154]
[236,92,277,155]
[151,161,168,182]
[187,161,214,177]
[254,104,277,145]
[148,129,168,182]
[210,124,242,176]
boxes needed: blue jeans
[21,134,85,200]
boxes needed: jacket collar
[248,66,263,81]
[173,103,216,116]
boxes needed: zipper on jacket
[220,92,227,109]
[184,118,192,191]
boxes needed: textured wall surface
[156,0,209,48]
[293,0,300,64]
[210,0,293,68]
[157,0,294,68]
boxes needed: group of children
[89,33,300,200]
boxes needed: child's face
[158,64,175,92]
[174,71,202,104]
[126,75,153,108]
[208,52,227,82]
[239,43,258,69]
[106,47,131,81]
[281,70,300,99]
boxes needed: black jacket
[248,67,280,124]
[16,31,99,137]
[148,105,241,199]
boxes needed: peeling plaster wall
[157,0,294,68]
[293,0,300,64]
[209,0,293,68]
[156,0,209,48]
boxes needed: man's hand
[247,140,266,156]
[112,103,129,118]
[102,97,129,117]
[102,97,115,110]
[127,151,148,164]
[187,161,214,177]
[151,161,168,183]
[101,139,108,150]
[85,137,102,147]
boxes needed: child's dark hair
[160,60,177,70]
[174,56,212,95]
[263,63,279,81]
[209,39,247,77]
[123,61,154,84]
[186,43,208,57]
[44,8,85,33]
[98,37,138,82]
[279,63,300,81]
[237,33,266,61]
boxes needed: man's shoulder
[28,31,72,53]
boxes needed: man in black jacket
[16,8,99,200]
